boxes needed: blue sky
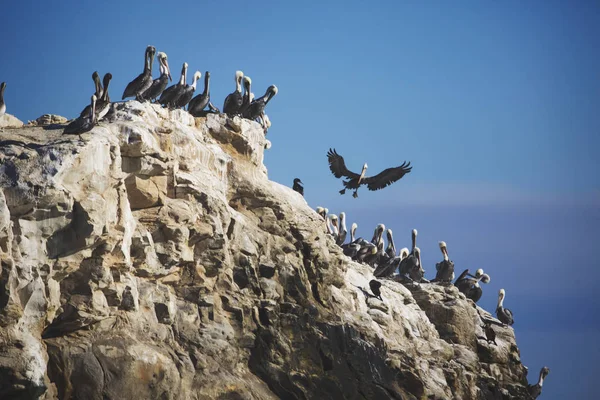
[1,1,599,398]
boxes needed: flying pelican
[0,82,5,116]
[527,367,550,399]
[336,212,347,246]
[327,148,412,198]
[496,289,514,326]
[243,85,278,121]
[122,45,156,100]
[188,71,212,116]
[434,241,455,283]
[159,62,188,108]
[64,95,96,135]
[140,52,172,101]
[292,178,304,196]
[222,70,244,115]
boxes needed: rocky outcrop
[0,113,24,129]
[0,102,533,399]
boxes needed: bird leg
[339,188,346,195]
[352,190,359,198]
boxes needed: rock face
[0,102,533,399]
[0,113,24,129]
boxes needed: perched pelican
[140,52,172,101]
[434,241,455,283]
[399,248,409,260]
[64,95,96,135]
[0,82,5,116]
[385,229,396,259]
[122,45,156,100]
[92,71,103,99]
[292,178,304,196]
[81,73,112,119]
[336,212,348,246]
[408,247,425,282]
[243,85,278,121]
[173,70,200,109]
[188,71,211,116]
[455,269,489,303]
[369,280,383,301]
[159,62,188,108]
[349,223,357,243]
[329,214,339,241]
[527,367,550,399]
[327,148,412,198]
[315,206,327,220]
[398,230,423,282]
[222,70,244,115]
[371,224,386,247]
[496,289,514,326]
[239,76,252,115]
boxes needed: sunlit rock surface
[0,102,534,399]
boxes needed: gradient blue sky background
[1,1,599,398]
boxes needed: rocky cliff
[0,103,533,400]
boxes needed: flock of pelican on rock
[2,45,550,398]
[314,206,549,398]
[60,45,277,136]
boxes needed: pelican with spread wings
[327,148,412,198]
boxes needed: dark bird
[527,367,550,399]
[92,71,103,99]
[369,279,383,301]
[140,52,172,101]
[481,321,497,345]
[496,289,514,326]
[385,229,396,259]
[433,241,455,283]
[188,71,212,116]
[292,178,304,196]
[159,62,188,108]
[173,70,201,109]
[336,212,347,246]
[243,85,278,121]
[222,70,244,115]
[238,76,252,116]
[455,269,490,303]
[80,73,112,119]
[122,45,156,100]
[398,229,424,282]
[0,82,6,116]
[64,95,96,135]
[327,148,412,198]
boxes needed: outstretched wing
[363,161,412,191]
[327,148,360,179]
